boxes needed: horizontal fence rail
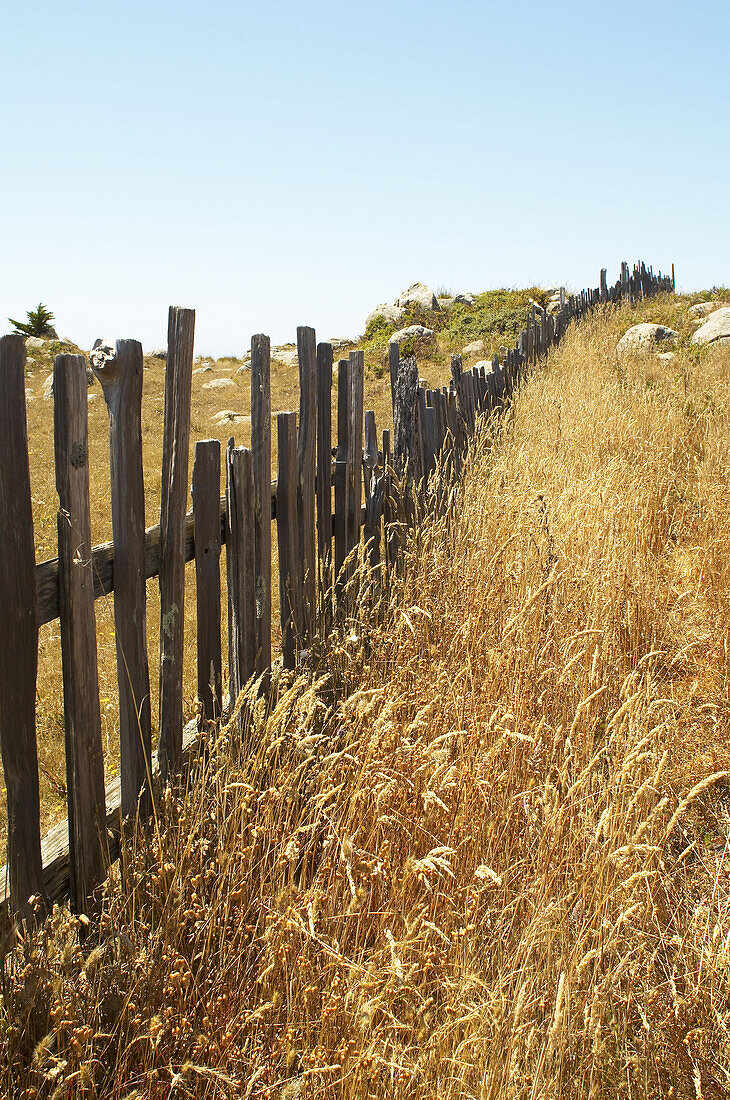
[0,261,674,918]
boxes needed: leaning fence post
[316,342,333,621]
[0,335,46,918]
[93,339,153,820]
[54,354,107,914]
[277,413,300,669]
[226,442,257,714]
[251,334,272,686]
[297,326,317,645]
[158,306,195,780]
[193,440,222,726]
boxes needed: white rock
[462,339,487,357]
[329,338,353,351]
[657,352,676,362]
[472,360,492,371]
[193,365,213,375]
[211,410,250,425]
[42,374,54,399]
[454,292,475,306]
[26,336,49,350]
[394,283,440,312]
[616,323,678,355]
[235,363,251,376]
[691,307,730,347]
[365,304,406,330]
[688,302,719,320]
[148,347,167,359]
[390,325,436,346]
[272,348,298,367]
[203,378,236,390]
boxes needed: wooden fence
[0,260,674,919]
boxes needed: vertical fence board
[388,341,400,417]
[251,334,272,684]
[93,339,153,820]
[54,354,107,914]
[0,335,45,916]
[297,326,317,644]
[277,413,300,668]
[193,440,222,726]
[334,360,349,600]
[159,305,195,779]
[316,342,333,615]
[346,350,364,567]
[226,443,257,711]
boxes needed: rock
[657,352,676,363]
[148,348,167,359]
[616,323,678,355]
[42,374,54,399]
[390,325,436,347]
[193,365,213,375]
[691,307,730,347]
[437,297,455,311]
[365,304,406,330]
[202,378,236,390]
[329,338,354,352]
[688,302,719,320]
[25,336,48,350]
[25,388,33,399]
[235,363,251,376]
[394,283,440,312]
[454,293,475,306]
[272,347,298,368]
[211,410,250,426]
[26,357,36,367]
[528,298,545,314]
[462,339,487,357]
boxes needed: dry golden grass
[3,297,730,1097]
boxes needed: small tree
[8,302,56,338]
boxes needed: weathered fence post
[226,442,257,714]
[346,350,365,577]
[316,342,333,620]
[363,410,381,568]
[334,360,349,604]
[297,326,317,644]
[251,334,272,686]
[158,306,195,780]
[277,413,300,669]
[192,440,222,726]
[0,335,46,917]
[54,354,107,914]
[93,339,153,820]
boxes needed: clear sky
[2,0,727,357]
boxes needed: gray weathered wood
[346,349,365,568]
[251,334,272,685]
[0,335,45,918]
[226,443,257,711]
[94,340,153,819]
[334,360,349,601]
[363,410,381,567]
[192,440,222,725]
[159,305,195,780]
[297,326,317,644]
[277,413,300,669]
[53,354,107,914]
[393,356,420,483]
[316,342,333,616]
[388,341,400,417]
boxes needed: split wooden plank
[192,440,222,725]
[226,443,257,711]
[53,354,107,915]
[297,326,317,644]
[316,342,333,617]
[93,340,153,820]
[0,334,46,917]
[159,305,195,780]
[251,334,272,684]
[277,413,300,669]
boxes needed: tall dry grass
[3,300,730,1098]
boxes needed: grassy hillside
[3,293,730,1098]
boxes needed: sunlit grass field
[3,293,730,1097]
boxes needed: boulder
[193,365,213,375]
[657,352,676,363]
[462,339,487,357]
[365,304,406,330]
[235,363,251,376]
[329,337,354,352]
[691,307,730,347]
[26,336,48,350]
[148,348,167,359]
[437,297,455,311]
[616,323,678,356]
[42,373,54,399]
[390,325,436,347]
[211,410,250,426]
[688,302,719,320]
[454,292,475,306]
[394,283,440,312]
[272,347,298,368]
[202,378,236,390]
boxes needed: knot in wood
[70,442,87,468]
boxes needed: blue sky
[2,0,727,356]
